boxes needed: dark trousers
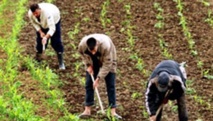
[85,72,116,108]
[36,20,64,54]
[156,94,188,121]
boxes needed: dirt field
[19,0,213,121]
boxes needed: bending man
[28,3,65,70]
[78,33,122,119]
[145,60,188,121]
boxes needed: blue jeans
[36,20,64,54]
[85,72,116,108]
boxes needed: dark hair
[30,3,40,12]
[86,37,97,51]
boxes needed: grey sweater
[78,34,117,80]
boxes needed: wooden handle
[90,74,105,114]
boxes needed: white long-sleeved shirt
[28,3,60,36]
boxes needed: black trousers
[156,94,188,121]
[84,53,116,108]
[36,20,64,54]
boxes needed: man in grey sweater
[78,33,122,119]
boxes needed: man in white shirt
[28,3,65,70]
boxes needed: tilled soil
[19,0,213,121]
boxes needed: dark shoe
[78,113,91,119]
[57,52,65,70]
[35,53,42,62]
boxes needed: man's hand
[39,30,45,38]
[87,66,93,74]
[149,115,156,121]
[93,77,99,89]
[42,37,47,45]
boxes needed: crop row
[0,0,78,120]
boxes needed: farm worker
[28,3,65,70]
[145,60,188,121]
[78,33,122,119]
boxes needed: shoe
[78,113,91,119]
[35,53,42,62]
[57,52,65,70]
[112,114,122,120]
[59,63,65,70]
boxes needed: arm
[78,43,92,68]
[41,14,53,44]
[46,14,56,37]
[28,10,41,32]
[145,77,159,117]
[97,47,112,80]
[28,10,46,39]
[177,93,188,121]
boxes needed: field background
[0,0,212,121]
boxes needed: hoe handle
[42,44,45,51]
[90,74,105,114]
[155,89,172,120]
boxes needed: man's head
[156,71,170,92]
[86,37,98,55]
[30,4,41,18]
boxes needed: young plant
[175,0,197,56]
[197,60,204,77]
[199,0,210,7]
[203,69,213,79]
[154,2,164,29]
[68,22,80,40]
[205,10,213,27]
[153,3,173,60]
[100,0,111,28]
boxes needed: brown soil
[18,0,213,121]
